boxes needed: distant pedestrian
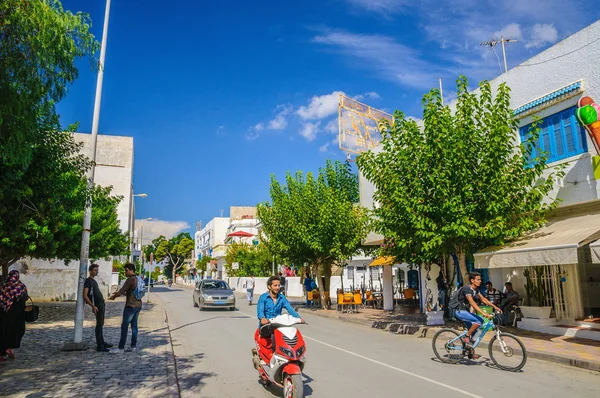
[84,264,112,352]
[484,282,502,305]
[278,272,286,296]
[0,270,28,362]
[303,273,313,306]
[246,275,256,305]
[108,263,143,353]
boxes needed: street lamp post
[138,218,152,302]
[68,0,112,350]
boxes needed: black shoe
[97,347,110,352]
[103,343,114,348]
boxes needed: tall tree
[357,76,562,281]
[0,130,127,277]
[257,160,370,309]
[150,233,194,278]
[0,0,98,166]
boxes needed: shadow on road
[171,316,250,332]
[150,286,183,293]
[174,353,216,393]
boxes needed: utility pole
[66,0,112,351]
[480,36,518,73]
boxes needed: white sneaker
[125,347,137,352]
[109,348,123,354]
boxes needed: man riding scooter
[254,276,304,358]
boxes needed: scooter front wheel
[282,373,304,398]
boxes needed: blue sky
[56,0,600,238]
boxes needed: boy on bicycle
[452,272,502,347]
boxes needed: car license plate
[214,300,226,305]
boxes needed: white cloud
[313,30,443,89]
[319,142,330,152]
[345,0,410,15]
[299,122,321,141]
[245,131,260,141]
[493,23,522,40]
[216,125,226,136]
[365,91,380,99]
[297,91,344,120]
[135,219,190,241]
[526,24,559,49]
[267,104,292,130]
[318,137,340,153]
[325,119,338,134]
[254,122,264,131]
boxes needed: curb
[298,308,600,373]
[156,296,181,398]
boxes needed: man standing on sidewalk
[83,264,112,352]
[108,263,142,353]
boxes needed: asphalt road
[154,286,599,398]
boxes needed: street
[156,287,599,398]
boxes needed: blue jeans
[454,310,484,329]
[118,307,141,349]
[247,289,254,303]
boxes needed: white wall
[229,277,304,297]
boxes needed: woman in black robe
[0,270,28,362]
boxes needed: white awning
[591,240,600,264]
[474,210,600,269]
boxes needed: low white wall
[9,258,114,301]
[228,277,304,297]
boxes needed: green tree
[0,131,127,277]
[356,76,562,281]
[0,0,98,166]
[149,233,194,278]
[257,160,370,309]
[224,242,273,277]
[195,256,212,276]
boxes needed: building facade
[11,134,134,300]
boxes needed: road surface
[153,286,599,398]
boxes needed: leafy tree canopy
[257,160,370,308]
[357,76,561,281]
[147,233,194,278]
[0,0,98,166]
[224,242,273,277]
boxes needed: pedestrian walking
[303,273,313,306]
[83,264,113,352]
[246,275,256,305]
[0,270,28,362]
[108,263,143,353]
[278,272,286,296]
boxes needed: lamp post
[69,0,112,350]
[130,194,148,261]
[138,218,152,302]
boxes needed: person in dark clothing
[0,270,28,362]
[278,272,286,296]
[83,264,113,352]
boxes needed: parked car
[193,279,236,311]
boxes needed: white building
[195,217,230,279]
[359,20,600,335]
[11,134,134,300]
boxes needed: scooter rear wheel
[283,373,304,398]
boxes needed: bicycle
[432,311,528,371]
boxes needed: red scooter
[252,314,307,398]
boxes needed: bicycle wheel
[432,328,464,364]
[488,332,528,371]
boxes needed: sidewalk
[298,306,600,372]
[0,297,178,398]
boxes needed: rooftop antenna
[219,209,224,217]
[480,36,517,73]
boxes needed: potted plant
[520,266,553,319]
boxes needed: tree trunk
[323,262,332,309]
[456,248,469,286]
[314,261,325,310]
[1,262,9,281]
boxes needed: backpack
[448,286,467,311]
[133,275,146,300]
